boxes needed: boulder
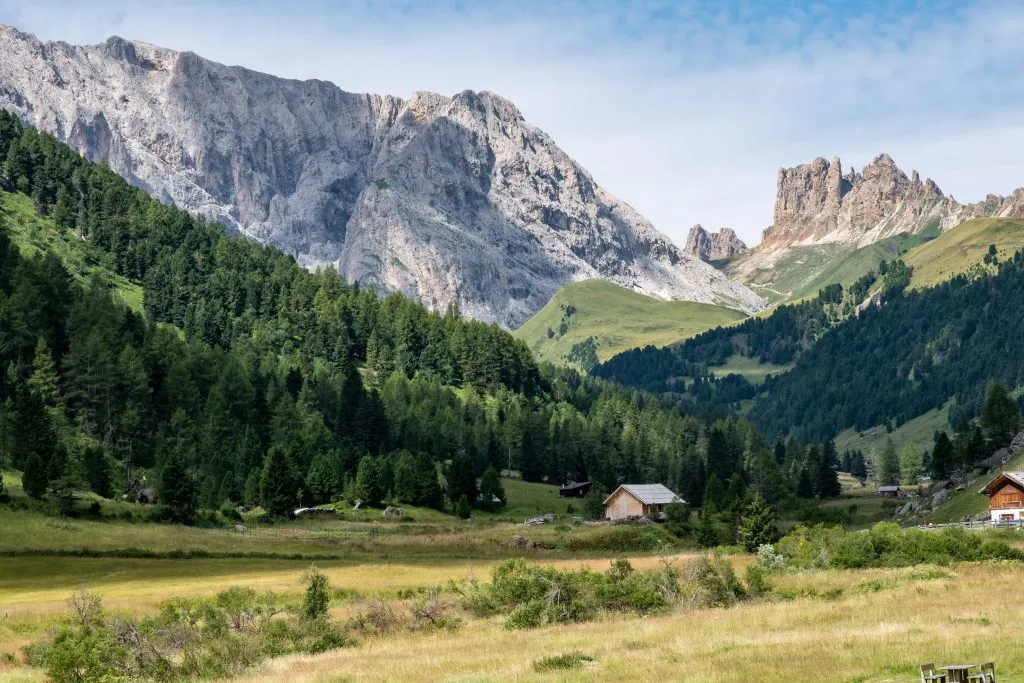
[931,489,949,508]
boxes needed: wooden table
[941,664,976,683]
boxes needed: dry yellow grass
[224,563,1022,683]
[4,555,1022,682]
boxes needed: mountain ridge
[0,25,764,328]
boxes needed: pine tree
[703,473,726,511]
[392,451,418,504]
[0,470,7,502]
[796,465,814,498]
[306,450,341,504]
[931,432,955,479]
[445,452,477,506]
[518,425,544,483]
[83,445,112,498]
[27,336,63,419]
[455,493,471,519]
[159,452,197,525]
[814,451,841,499]
[414,453,443,509]
[900,442,923,485]
[260,446,300,518]
[583,483,607,519]
[738,495,777,552]
[22,453,48,499]
[981,382,1020,448]
[354,455,383,507]
[878,440,901,486]
[478,466,505,510]
[696,509,719,549]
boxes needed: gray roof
[607,484,684,505]
[979,471,1024,494]
[877,485,901,492]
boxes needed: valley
[2,13,1024,683]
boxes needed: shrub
[756,544,786,572]
[678,555,745,609]
[744,563,771,597]
[301,565,331,622]
[533,651,595,672]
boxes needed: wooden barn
[877,485,902,498]
[979,471,1024,523]
[603,484,684,521]
[559,481,592,498]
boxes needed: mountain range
[723,154,1024,303]
[0,25,764,328]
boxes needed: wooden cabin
[603,484,684,521]
[877,485,902,498]
[979,471,1024,523]
[559,481,592,498]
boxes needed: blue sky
[1,0,1022,246]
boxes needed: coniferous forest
[0,110,848,521]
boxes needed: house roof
[604,483,685,506]
[559,481,591,491]
[877,485,901,492]
[979,471,1024,495]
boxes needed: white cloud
[1,0,1023,246]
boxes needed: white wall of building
[990,507,1024,522]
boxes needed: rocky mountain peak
[684,224,748,262]
[761,153,982,249]
[0,25,764,327]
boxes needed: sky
[1,0,1023,247]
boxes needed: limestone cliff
[684,225,748,262]
[0,26,764,327]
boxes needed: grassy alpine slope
[903,217,1024,290]
[513,279,747,369]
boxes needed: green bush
[533,651,595,672]
[25,576,356,681]
[777,523,1024,570]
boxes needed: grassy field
[513,280,747,369]
[904,217,1024,290]
[3,553,1022,682]
[712,354,793,385]
[0,190,144,312]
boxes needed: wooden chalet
[559,481,592,498]
[603,484,684,521]
[877,485,902,498]
[979,471,1024,523]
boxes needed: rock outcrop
[684,225,748,262]
[761,154,1024,249]
[0,26,765,327]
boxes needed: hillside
[904,217,1024,289]
[0,190,142,312]
[513,280,747,370]
[726,235,923,306]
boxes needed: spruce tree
[0,470,7,502]
[878,440,901,486]
[354,455,383,507]
[455,493,471,519]
[445,452,477,506]
[815,451,841,498]
[981,382,1020,448]
[21,453,48,499]
[392,451,418,504]
[414,453,443,509]
[931,433,954,479]
[738,495,777,552]
[796,465,814,498]
[159,453,197,525]
[900,442,923,485]
[696,509,719,549]
[478,466,505,510]
[260,446,300,518]
[83,445,112,498]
